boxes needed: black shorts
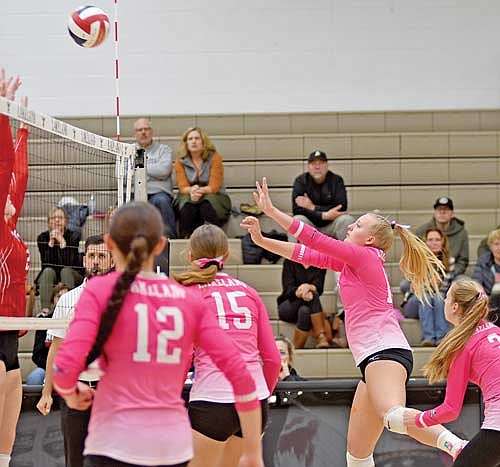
[188,399,268,442]
[358,348,413,383]
[0,331,20,372]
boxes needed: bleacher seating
[17,109,500,380]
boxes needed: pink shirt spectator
[53,271,259,466]
[188,273,281,403]
[416,321,500,431]
[289,219,411,365]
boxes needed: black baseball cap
[433,196,454,210]
[308,150,328,163]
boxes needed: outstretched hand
[240,216,264,245]
[0,68,21,101]
[253,177,274,215]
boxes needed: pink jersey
[416,321,500,431]
[53,272,259,465]
[188,273,281,403]
[289,219,410,365]
[0,115,29,321]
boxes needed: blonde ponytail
[425,279,489,383]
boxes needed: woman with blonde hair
[241,178,467,467]
[174,224,280,467]
[174,127,231,238]
[404,279,500,467]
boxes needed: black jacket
[292,171,348,228]
[36,228,83,277]
[277,259,326,305]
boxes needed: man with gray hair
[132,117,176,238]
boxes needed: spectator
[26,282,69,385]
[174,127,231,238]
[418,228,451,346]
[277,258,330,349]
[477,224,500,259]
[416,196,469,277]
[35,206,83,314]
[275,336,305,382]
[130,118,176,238]
[289,150,354,242]
[472,229,500,297]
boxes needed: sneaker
[452,440,469,461]
[240,203,263,216]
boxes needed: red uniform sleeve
[9,127,29,225]
[253,289,281,394]
[415,349,471,428]
[52,285,102,395]
[194,300,260,412]
[0,115,15,234]
[289,219,367,270]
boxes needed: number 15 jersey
[189,272,281,404]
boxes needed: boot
[311,313,330,349]
[293,328,310,349]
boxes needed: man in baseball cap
[416,196,469,277]
[290,150,354,242]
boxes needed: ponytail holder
[195,255,224,270]
[477,290,487,299]
[390,220,412,230]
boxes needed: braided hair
[85,202,163,365]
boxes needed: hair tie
[390,220,412,230]
[195,256,224,270]
[477,290,487,299]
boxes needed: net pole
[114,0,121,142]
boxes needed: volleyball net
[0,96,135,324]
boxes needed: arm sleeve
[206,152,223,194]
[174,159,191,193]
[10,127,29,225]
[291,243,344,272]
[292,176,323,223]
[52,286,102,394]
[195,302,259,411]
[289,218,366,269]
[147,144,173,179]
[416,350,471,427]
[254,291,281,394]
[0,115,15,233]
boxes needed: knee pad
[346,451,374,467]
[383,405,407,435]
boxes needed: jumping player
[52,202,264,467]
[0,69,29,467]
[174,224,281,467]
[241,178,467,467]
[404,279,500,467]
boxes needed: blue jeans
[148,192,176,238]
[418,294,449,343]
[26,367,45,385]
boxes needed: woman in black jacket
[277,259,329,349]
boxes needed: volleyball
[67,6,109,48]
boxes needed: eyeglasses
[135,127,151,132]
[49,215,65,220]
